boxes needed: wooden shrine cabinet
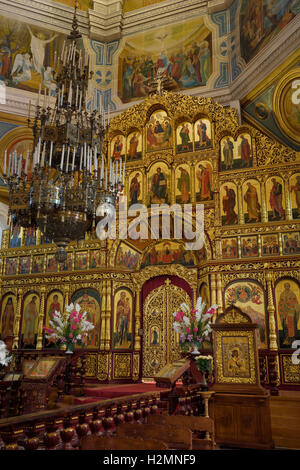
[210,306,274,450]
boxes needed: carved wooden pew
[148,414,215,449]
[116,422,192,450]
[80,435,168,450]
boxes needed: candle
[25,152,29,175]
[61,84,64,106]
[84,143,87,169]
[105,167,107,190]
[60,144,65,171]
[37,84,41,107]
[61,40,66,61]
[80,145,83,171]
[68,80,72,105]
[41,142,46,167]
[4,149,7,175]
[66,145,71,172]
[101,155,104,181]
[72,146,76,172]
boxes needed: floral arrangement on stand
[0,340,12,367]
[43,303,94,353]
[172,297,218,354]
[195,355,213,390]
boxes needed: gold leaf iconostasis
[0,92,299,386]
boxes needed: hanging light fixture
[3,0,124,262]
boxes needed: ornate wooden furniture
[210,305,274,449]
[80,435,169,450]
[116,422,192,450]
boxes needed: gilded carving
[281,355,300,384]
[113,353,132,378]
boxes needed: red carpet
[84,383,163,399]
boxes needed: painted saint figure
[129,173,141,205]
[291,176,300,218]
[228,347,246,376]
[128,133,139,160]
[23,296,38,347]
[151,167,168,203]
[26,25,58,76]
[112,136,123,160]
[278,282,300,346]
[177,167,190,203]
[223,138,234,170]
[179,124,191,151]
[244,182,260,222]
[269,178,285,220]
[196,164,212,201]
[239,135,251,167]
[116,292,131,346]
[223,186,238,225]
[1,297,15,341]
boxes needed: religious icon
[237,134,252,168]
[194,119,212,149]
[276,280,300,348]
[9,225,22,248]
[61,252,73,271]
[46,254,58,272]
[176,165,190,203]
[267,177,285,221]
[140,241,195,268]
[176,122,193,153]
[127,132,142,162]
[221,184,238,225]
[221,137,235,171]
[290,174,300,219]
[72,289,101,348]
[241,236,258,258]
[129,172,142,205]
[220,134,252,171]
[116,242,140,270]
[0,295,16,341]
[6,258,18,275]
[243,180,261,223]
[149,164,169,204]
[25,227,36,246]
[261,234,279,256]
[199,282,210,308]
[90,250,102,269]
[146,110,172,152]
[21,294,40,348]
[222,238,238,258]
[32,255,44,273]
[150,326,159,346]
[113,289,133,349]
[45,292,63,348]
[75,251,88,270]
[282,232,300,255]
[195,162,213,202]
[19,256,31,274]
[227,346,247,377]
[111,135,125,160]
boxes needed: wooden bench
[148,414,215,449]
[80,435,168,450]
[116,422,192,450]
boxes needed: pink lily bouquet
[43,303,94,353]
[172,297,218,354]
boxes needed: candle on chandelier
[105,167,108,190]
[25,150,29,175]
[61,144,65,171]
[37,84,41,107]
[72,146,76,172]
[49,141,54,167]
[66,145,71,172]
[41,142,46,167]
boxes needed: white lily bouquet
[172,297,218,354]
[43,303,94,353]
[0,340,12,367]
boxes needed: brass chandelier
[3,1,124,262]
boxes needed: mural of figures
[10,225,22,248]
[71,289,101,348]
[116,242,140,270]
[175,165,191,204]
[194,119,212,150]
[90,250,102,269]
[75,251,88,270]
[276,279,300,349]
[129,171,143,205]
[146,110,172,152]
[220,134,252,171]
[6,258,18,275]
[140,241,197,268]
[225,281,267,348]
[61,252,73,271]
[222,238,238,258]
[118,18,212,103]
[261,234,280,255]
[127,132,142,162]
[113,289,133,349]
[0,295,16,341]
[44,291,64,348]
[46,254,58,273]
[266,177,285,221]
[148,162,170,204]
[282,232,300,255]
[111,134,125,160]
[221,183,238,226]
[240,0,299,63]
[0,16,65,93]
[243,180,261,223]
[176,122,193,153]
[291,174,300,219]
[241,236,259,258]
[21,293,40,348]
[32,255,44,273]
[195,161,213,202]
[25,227,36,246]
[150,326,160,345]
[19,256,30,274]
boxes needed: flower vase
[65,344,74,354]
[191,343,200,355]
[201,371,208,391]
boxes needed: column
[37,287,46,349]
[100,281,106,350]
[170,164,175,205]
[237,183,244,225]
[210,274,217,322]
[216,273,223,315]
[12,288,23,349]
[190,163,196,204]
[105,280,112,351]
[265,271,278,351]
[261,180,268,223]
[134,288,141,351]
[284,176,292,221]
